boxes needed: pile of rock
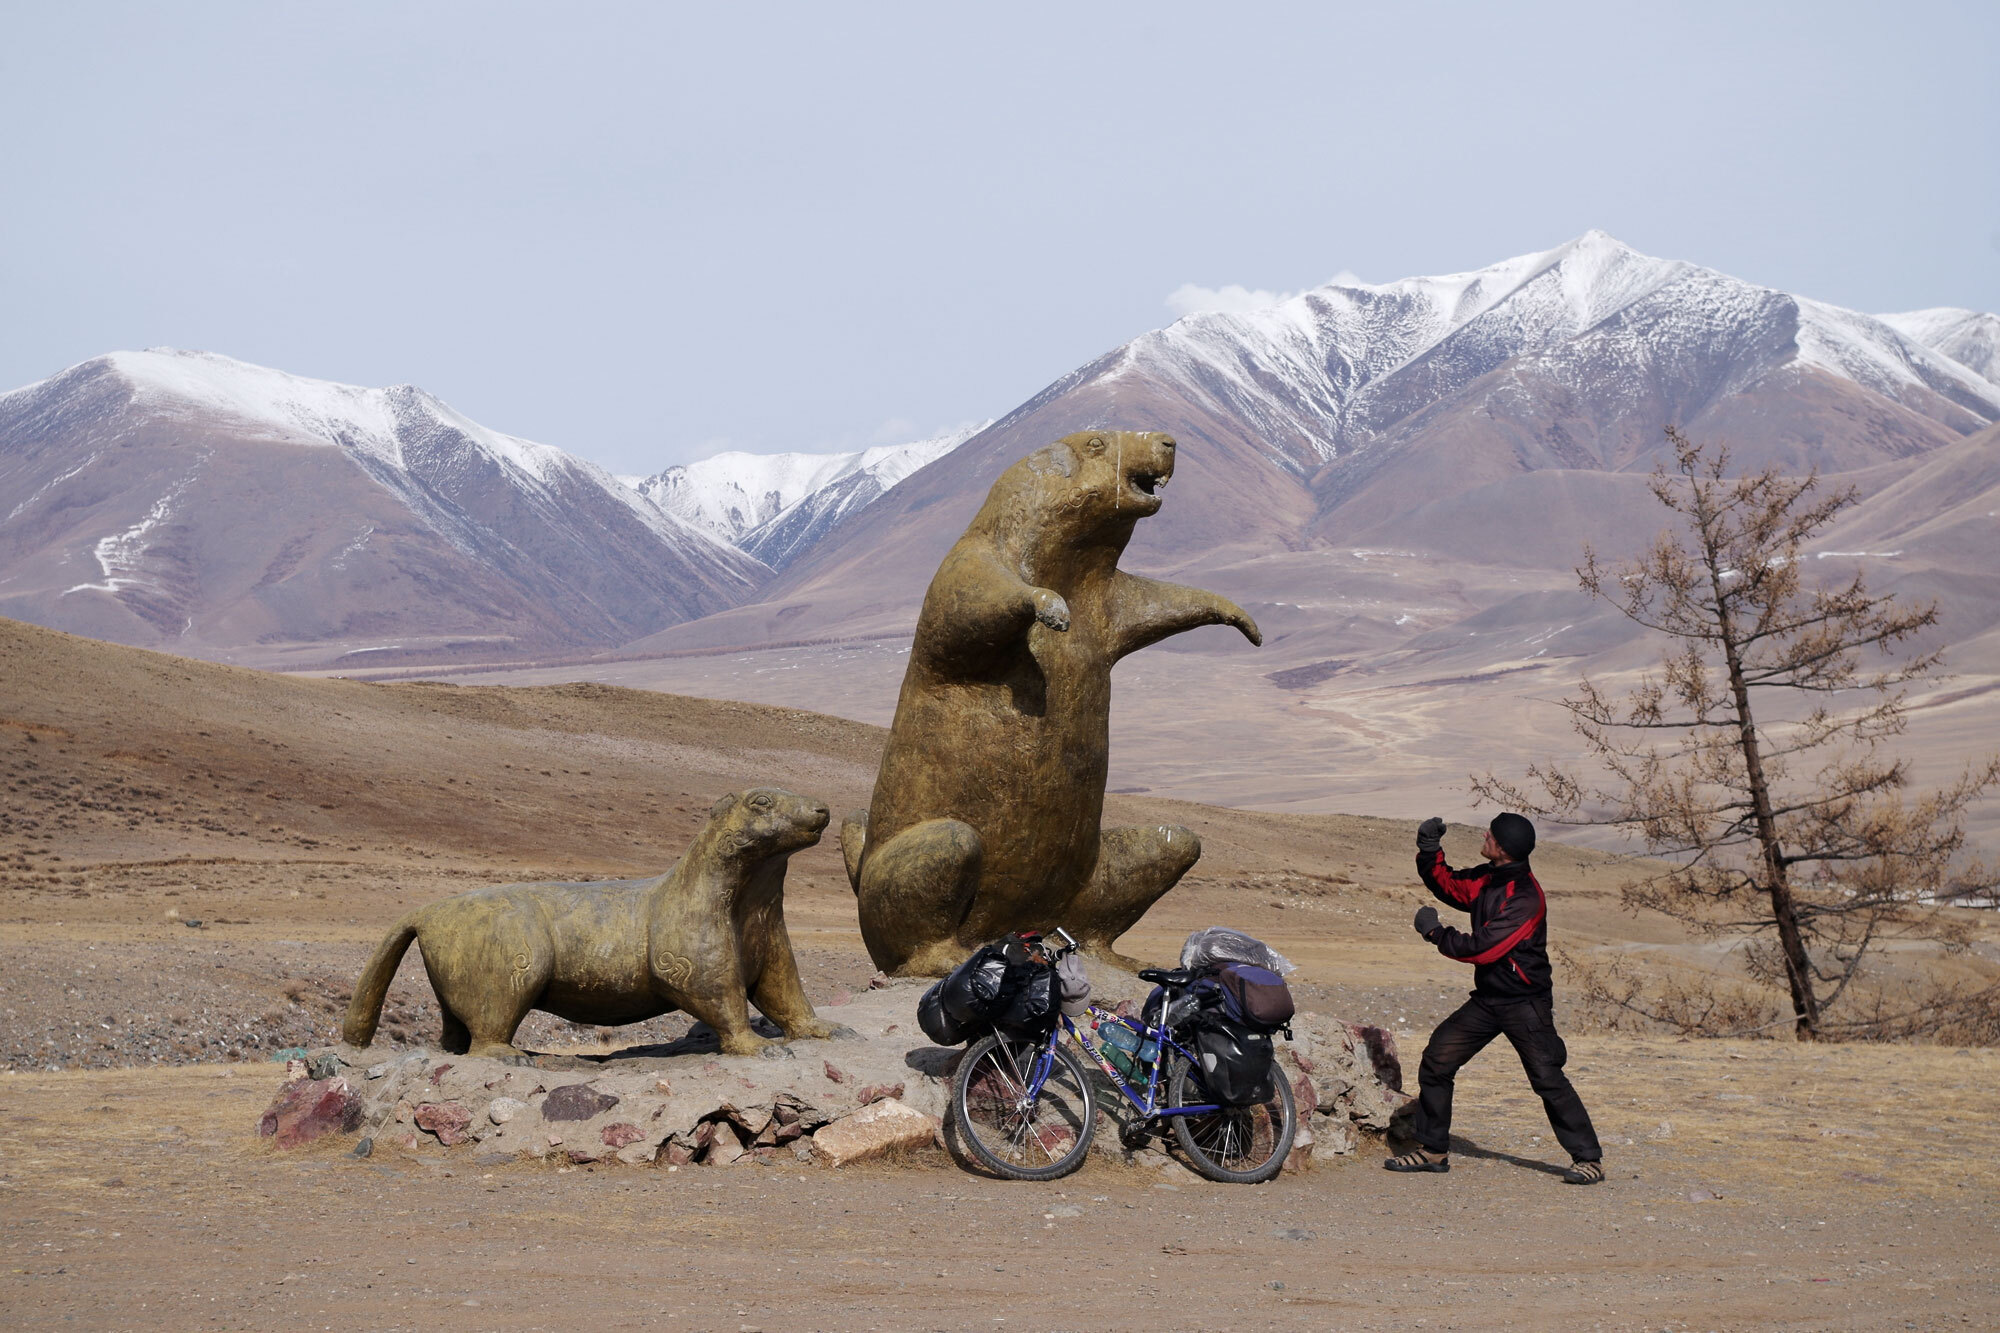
[1275,1019,1411,1165]
[256,978,1409,1173]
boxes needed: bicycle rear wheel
[1167,1053,1296,1184]
[952,1032,1095,1180]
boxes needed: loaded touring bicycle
[921,927,1299,1183]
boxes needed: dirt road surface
[5,1038,1995,1331]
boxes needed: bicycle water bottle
[1098,1020,1141,1080]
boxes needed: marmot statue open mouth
[841,430,1261,975]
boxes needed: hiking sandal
[1563,1160,1605,1185]
[1383,1147,1449,1173]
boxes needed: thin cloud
[1165,270,1367,318]
[1166,283,1298,318]
[867,417,922,445]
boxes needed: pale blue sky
[4,2,1995,474]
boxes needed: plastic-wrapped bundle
[1180,926,1296,977]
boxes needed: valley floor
[3,1037,1995,1332]
[4,618,1997,1329]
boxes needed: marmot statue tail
[342,913,420,1047]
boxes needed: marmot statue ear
[1030,443,1076,478]
[1083,435,1107,457]
[709,792,739,820]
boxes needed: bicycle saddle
[1136,967,1197,987]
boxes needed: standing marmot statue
[842,430,1261,975]
[343,787,840,1058]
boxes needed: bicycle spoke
[1168,1055,1295,1183]
[953,1034,1094,1180]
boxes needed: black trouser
[1412,993,1601,1162]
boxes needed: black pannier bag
[1189,1023,1277,1106]
[991,930,1057,1038]
[1169,958,1291,1106]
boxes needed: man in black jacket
[1384,813,1604,1184]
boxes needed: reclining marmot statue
[843,430,1261,974]
[343,787,839,1058]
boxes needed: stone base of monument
[256,976,1410,1172]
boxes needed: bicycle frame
[1057,1004,1219,1118]
[997,928,1218,1121]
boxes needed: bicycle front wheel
[1167,1053,1296,1184]
[952,1032,1096,1181]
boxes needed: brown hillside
[7,614,1991,1075]
[5,613,1684,1072]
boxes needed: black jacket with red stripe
[1416,852,1550,999]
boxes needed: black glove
[1414,905,1441,939]
[1416,817,1445,853]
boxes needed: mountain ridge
[0,350,766,667]
[4,233,1996,672]
[623,231,1998,659]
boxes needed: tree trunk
[1712,579,1821,1039]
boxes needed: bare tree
[1478,426,1998,1040]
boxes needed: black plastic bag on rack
[917,981,974,1045]
[937,943,1009,1026]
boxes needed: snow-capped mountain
[1101,230,2000,479]
[0,350,767,665]
[628,424,982,569]
[740,425,982,569]
[631,450,870,544]
[1878,308,2000,387]
[627,231,2000,656]
[84,349,749,558]
[9,234,1997,671]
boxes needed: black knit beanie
[1489,812,1536,861]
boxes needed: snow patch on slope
[63,454,206,596]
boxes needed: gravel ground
[1,936,894,1073]
[3,926,1472,1074]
